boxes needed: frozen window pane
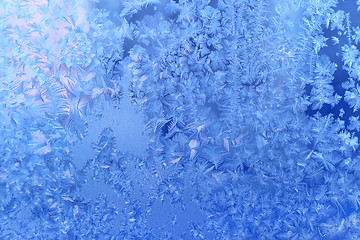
[1,0,360,239]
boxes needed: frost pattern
[1,0,360,239]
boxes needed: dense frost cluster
[1,0,360,239]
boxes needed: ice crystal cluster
[1,0,360,239]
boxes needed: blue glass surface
[1,0,360,239]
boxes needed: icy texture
[1,0,360,239]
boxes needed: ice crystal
[1,0,360,239]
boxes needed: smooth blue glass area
[1,0,360,239]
